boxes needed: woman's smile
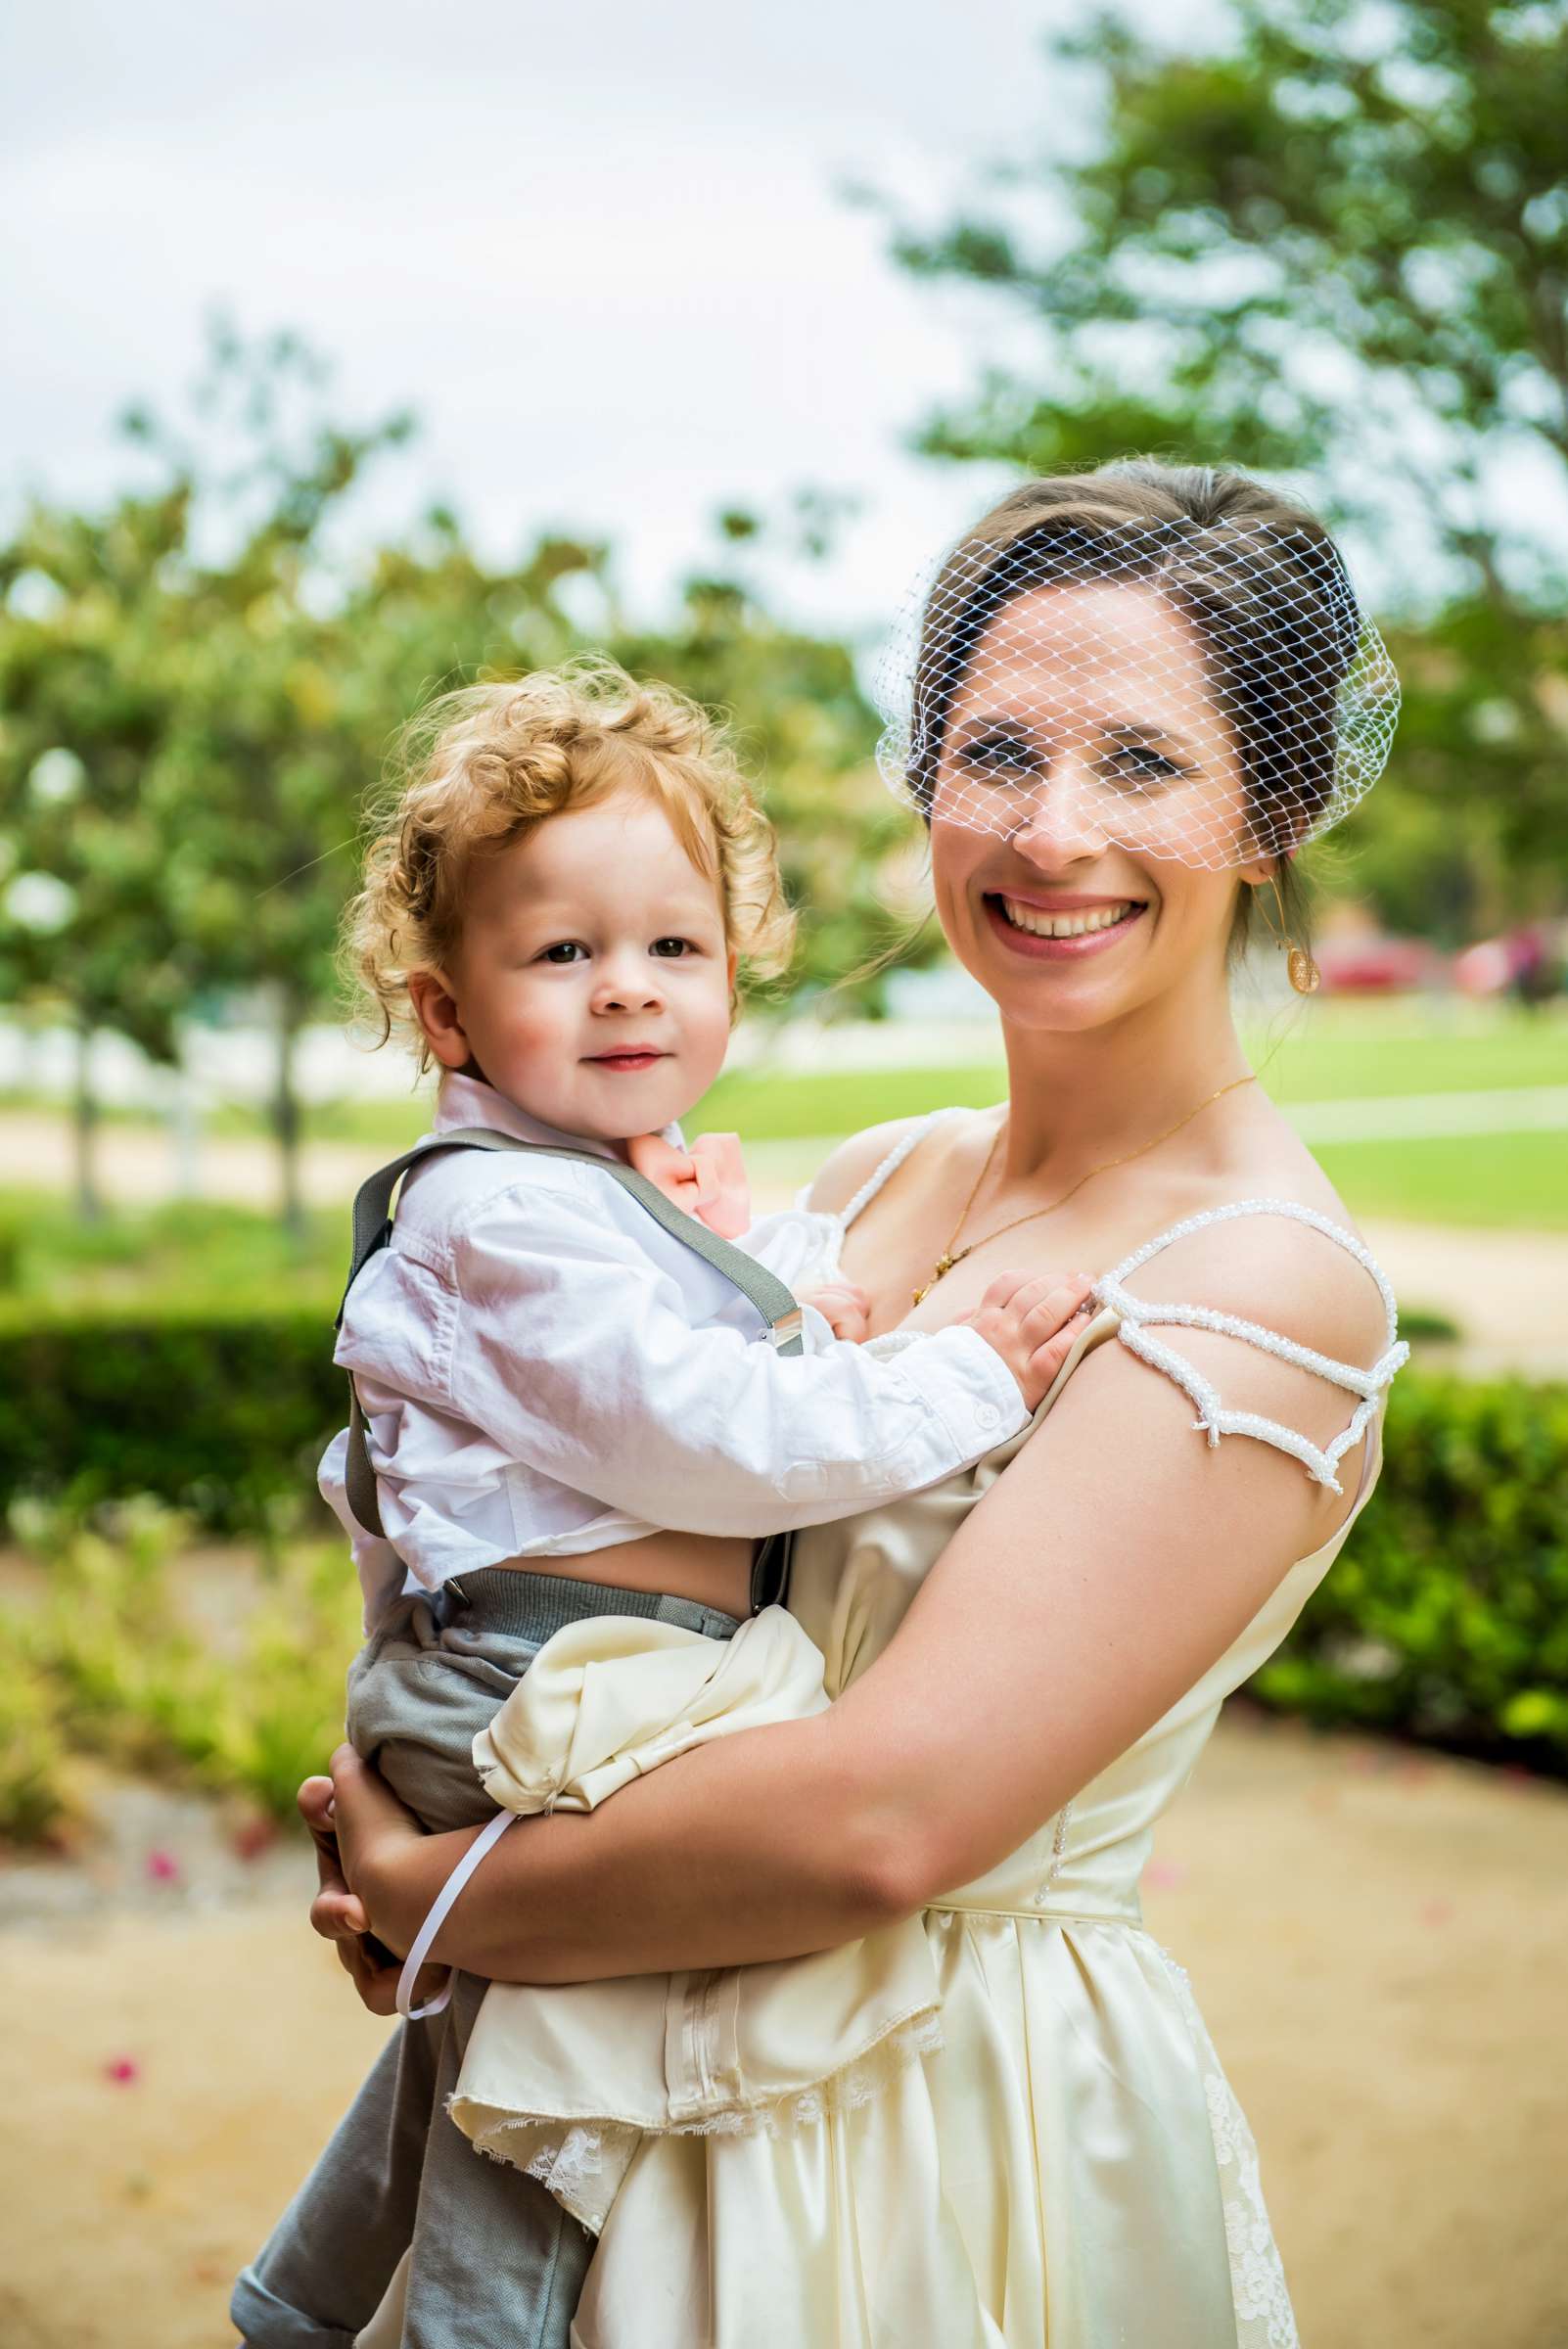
[983,888,1149,960]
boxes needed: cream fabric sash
[474,1605,828,1816]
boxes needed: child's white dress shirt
[320,1072,1029,1628]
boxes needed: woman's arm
[346,1220,1387,1983]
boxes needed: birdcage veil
[872,486,1400,871]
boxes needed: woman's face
[929,581,1270,1035]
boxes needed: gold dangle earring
[1255,877,1321,995]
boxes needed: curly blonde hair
[346,659,796,1069]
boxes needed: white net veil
[873,481,1400,871]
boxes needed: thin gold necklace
[910,1073,1259,1307]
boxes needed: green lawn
[1313,1130,1568,1229]
[246,1002,1562,1150]
[0,1193,342,1323]
[1239,1000,1568,1103]
[0,1004,1562,1264]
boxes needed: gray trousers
[231,1568,739,2349]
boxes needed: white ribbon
[395,1807,518,2022]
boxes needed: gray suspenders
[338,1126,803,1613]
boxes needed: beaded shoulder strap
[837,1109,962,1231]
[1092,1198,1409,1495]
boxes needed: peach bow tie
[624,1130,751,1239]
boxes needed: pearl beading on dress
[1093,1198,1409,1496]
[834,1111,952,1231]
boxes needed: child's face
[413,787,738,1142]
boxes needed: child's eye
[650,937,697,958]
[538,942,588,964]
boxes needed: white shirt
[321,1073,1028,1629]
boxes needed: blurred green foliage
[0,325,912,1228]
[0,1655,74,1847]
[0,1307,340,1534]
[0,1361,1562,1848]
[880,0,1568,936]
[2,1497,362,1840]
[1257,1371,1568,1767]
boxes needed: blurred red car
[1313,935,1436,992]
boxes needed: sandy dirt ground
[2,1705,1566,2349]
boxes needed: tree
[0,490,195,1216]
[615,530,922,1016]
[121,324,421,1228]
[1,320,945,1239]
[881,0,1568,930]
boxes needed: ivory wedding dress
[447,1117,1408,2348]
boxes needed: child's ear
[406,969,473,1072]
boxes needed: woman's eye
[539,942,588,964]
[956,734,1035,776]
[1099,746,1188,794]
[650,937,696,958]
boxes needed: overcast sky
[4,0,1157,641]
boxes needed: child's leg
[232,1973,592,2349]
[231,1991,446,2347]
[235,1573,730,2349]
[233,1591,545,2346]
[397,1974,594,2349]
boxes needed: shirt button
[976,1401,1001,1430]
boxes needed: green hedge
[2,1308,1565,1767]
[1252,1371,1568,1767]
[0,1306,343,1533]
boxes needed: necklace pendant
[913,1253,956,1308]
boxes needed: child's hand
[800,1280,872,1343]
[962,1269,1099,1412]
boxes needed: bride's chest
[836,1186,1145,1343]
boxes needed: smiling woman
[880,467,1401,996]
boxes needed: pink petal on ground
[104,2057,141,2085]
[1146,1860,1187,1890]
[1420,1899,1454,1927]
[230,1814,280,1863]
[145,1848,181,1883]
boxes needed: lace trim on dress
[458,2004,947,2228]
[1153,1945,1302,2349]
[517,2122,611,2205]
[1093,1199,1409,1495]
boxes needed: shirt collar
[433,1071,683,1161]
